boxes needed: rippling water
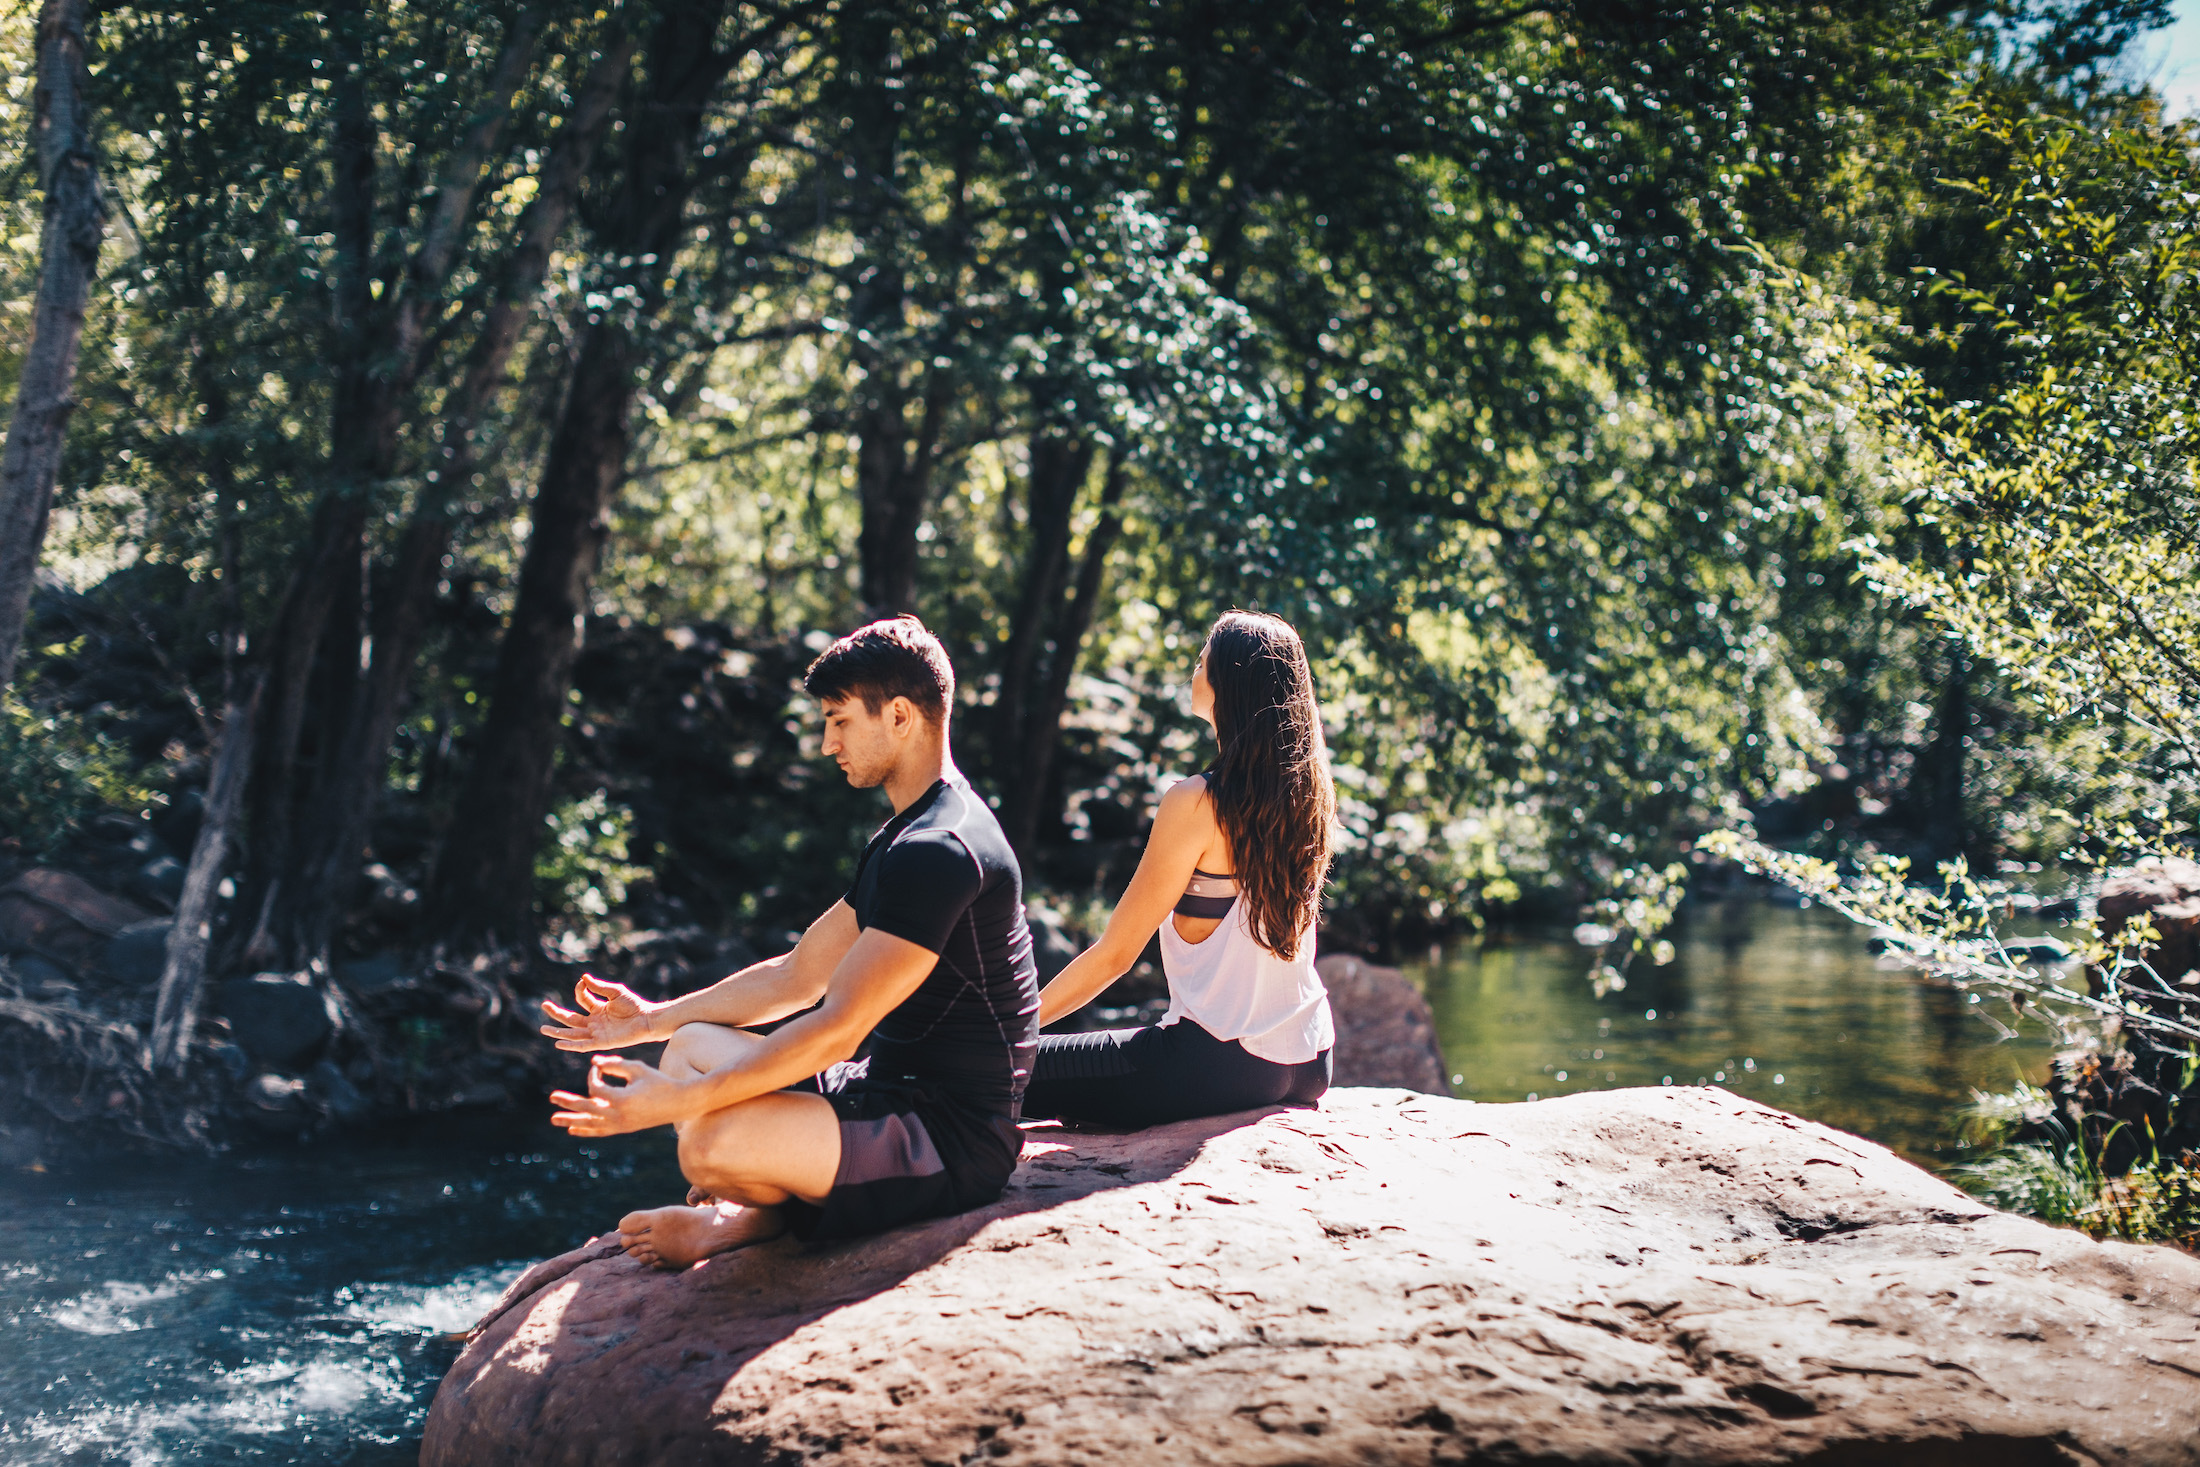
[0,1124,684,1466]
[1409,896,2060,1162]
[0,898,2063,1463]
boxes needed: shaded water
[0,899,2058,1463]
[1410,896,2059,1162]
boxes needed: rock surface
[214,971,338,1069]
[0,868,152,973]
[422,1087,2200,1466]
[1316,952,1450,1095]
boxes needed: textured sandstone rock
[423,1087,2200,1467]
[1316,953,1450,1095]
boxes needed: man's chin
[840,765,884,790]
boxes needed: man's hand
[549,1054,691,1137]
[540,974,664,1051]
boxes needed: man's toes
[617,1209,654,1236]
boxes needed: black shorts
[1020,1018,1331,1129]
[778,1058,1024,1241]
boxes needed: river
[0,898,2057,1464]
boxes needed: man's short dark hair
[804,615,955,723]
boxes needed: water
[0,1122,684,1466]
[0,899,2058,1464]
[1410,896,2059,1162]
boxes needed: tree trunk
[149,682,258,1071]
[1922,645,1970,861]
[239,7,539,967]
[0,0,105,692]
[236,4,382,966]
[993,430,1092,775]
[431,0,735,944]
[854,369,950,615]
[287,33,628,963]
[1000,452,1125,858]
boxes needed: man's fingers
[541,999,584,1025]
[549,1088,607,1113]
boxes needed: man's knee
[662,1021,732,1076]
[677,1110,766,1198]
[676,1093,837,1205]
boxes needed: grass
[1955,1084,2200,1251]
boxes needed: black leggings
[1020,1018,1331,1128]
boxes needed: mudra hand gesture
[540,974,665,1051]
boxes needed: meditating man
[540,616,1039,1267]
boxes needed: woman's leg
[1022,1022,1318,1128]
[1020,1027,1153,1126]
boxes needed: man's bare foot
[617,1202,785,1270]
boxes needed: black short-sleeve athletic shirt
[845,776,1039,1115]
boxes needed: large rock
[103,917,175,987]
[214,971,337,1069]
[422,1087,2200,1466]
[0,868,152,972]
[1316,952,1450,1094]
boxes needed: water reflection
[0,1122,685,1466]
[1410,897,2059,1163]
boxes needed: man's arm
[550,926,938,1137]
[541,901,862,1051]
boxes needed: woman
[1022,610,1335,1127]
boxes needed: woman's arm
[1036,779,1216,1026]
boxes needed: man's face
[820,695,898,788]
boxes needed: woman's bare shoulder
[1153,773,1217,826]
[1160,772,1211,805]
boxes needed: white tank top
[1157,900,1336,1065]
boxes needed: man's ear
[888,695,917,738]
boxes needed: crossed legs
[615,1023,844,1270]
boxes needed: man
[541,615,1039,1266]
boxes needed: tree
[1706,102,2200,1073]
[0,0,105,691]
[430,0,820,942]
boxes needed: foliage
[1697,92,2200,1024]
[1957,1083,2200,1249]
[0,680,158,858]
[1856,110,2200,811]
[535,790,652,929]
[0,0,2183,964]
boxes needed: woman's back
[1021,609,1337,1128]
[1159,892,1334,1065]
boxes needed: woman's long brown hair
[1202,611,1334,961]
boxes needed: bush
[1958,1086,2200,1250]
[536,790,652,926]
[0,687,157,858]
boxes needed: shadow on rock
[421,1105,1259,1466]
